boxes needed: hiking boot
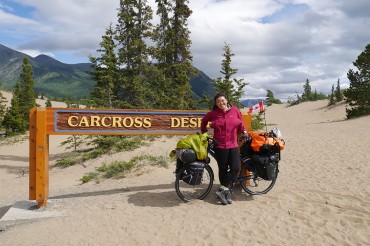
[216,188,228,205]
[224,189,232,204]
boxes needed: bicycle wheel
[175,164,214,202]
[239,163,277,195]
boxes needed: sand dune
[0,99,369,245]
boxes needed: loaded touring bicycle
[173,129,285,202]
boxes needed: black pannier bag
[239,139,254,158]
[176,149,197,163]
[175,159,185,175]
[182,161,205,185]
[252,154,279,180]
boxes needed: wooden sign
[29,107,252,207]
[53,109,208,134]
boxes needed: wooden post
[35,108,49,207]
[242,113,252,132]
[29,108,36,200]
[241,113,252,185]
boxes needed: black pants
[214,147,240,188]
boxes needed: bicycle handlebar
[207,137,219,147]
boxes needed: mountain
[0,44,213,100]
[240,99,268,107]
[0,44,93,99]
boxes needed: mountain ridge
[0,44,213,100]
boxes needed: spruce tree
[328,84,335,106]
[313,89,318,101]
[45,98,52,107]
[2,83,27,133]
[266,89,281,105]
[211,43,248,108]
[0,81,7,127]
[302,79,312,101]
[19,57,36,115]
[115,0,153,108]
[345,43,370,118]
[2,57,36,133]
[150,0,174,109]
[266,90,274,106]
[152,0,196,109]
[170,0,197,109]
[90,24,118,108]
[335,79,343,102]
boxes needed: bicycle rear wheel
[175,164,214,202]
[239,164,277,195]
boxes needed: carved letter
[101,117,111,127]
[112,117,122,127]
[189,118,198,128]
[143,118,151,128]
[134,117,143,128]
[181,118,189,127]
[90,116,101,127]
[78,116,89,127]
[122,117,134,128]
[171,118,180,128]
[67,116,79,127]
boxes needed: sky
[1,0,370,100]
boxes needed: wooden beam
[29,108,36,200]
[35,108,49,207]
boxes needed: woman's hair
[212,92,227,110]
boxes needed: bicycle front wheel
[175,164,214,202]
[239,164,277,195]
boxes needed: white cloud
[19,49,55,58]
[1,0,369,99]
[0,9,37,25]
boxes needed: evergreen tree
[345,43,370,118]
[211,43,248,108]
[19,57,36,122]
[2,83,27,133]
[90,24,118,108]
[313,89,318,101]
[115,0,153,108]
[328,84,335,106]
[152,0,196,109]
[266,89,281,105]
[0,81,7,126]
[302,79,312,101]
[335,78,343,102]
[45,98,52,107]
[2,57,36,133]
[150,0,174,109]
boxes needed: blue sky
[1,0,370,100]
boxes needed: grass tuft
[80,155,170,184]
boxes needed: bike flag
[248,101,265,114]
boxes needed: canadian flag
[248,101,265,114]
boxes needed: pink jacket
[201,105,246,149]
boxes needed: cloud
[18,49,55,58]
[1,0,369,100]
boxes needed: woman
[201,92,247,205]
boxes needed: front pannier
[252,154,279,180]
[182,161,205,185]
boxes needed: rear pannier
[181,162,205,185]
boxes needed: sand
[0,95,369,246]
